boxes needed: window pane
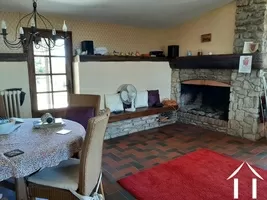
[51,57,66,73]
[36,75,52,92]
[37,93,52,110]
[52,75,67,91]
[34,57,50,74]
[51,39,65,56]
[33,38,49,56]
[53,92,68,108]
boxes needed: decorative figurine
[113,50,120,56]
[135,51,140,56]
[197,49,203,56]
[120,52,124,56]
[187,50,192,56]
[131,52,135,56]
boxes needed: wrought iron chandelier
[0,0,68,50]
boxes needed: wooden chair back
[0,96,6,118]
[78,109,110,196]
[69,94,101,116]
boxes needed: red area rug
[118,149,267,200]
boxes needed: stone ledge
[105,111,177,140]
[177,111,227,133]
[109,106,178,123]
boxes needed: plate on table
[0,119,17,135]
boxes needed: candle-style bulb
[1,20,7,29]
[30,18,35,27]
[52,28,56,35]
[62,20,67,32]
[19,27,24,35]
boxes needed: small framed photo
[201,33,212,43]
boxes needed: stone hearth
[180,83,230,120]
[171,68,263,141]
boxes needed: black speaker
[168,45,179,58]
[81,40,94,55]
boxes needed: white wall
[73,61,172,109]
[0,62,32,117]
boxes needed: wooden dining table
[0,118,86,200]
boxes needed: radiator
[0,90,21,118]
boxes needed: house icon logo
[227,162,264,199]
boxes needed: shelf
[0,53,27,62]
[78,55,168,62]
[77,53,266,69]
[169,53,265,69]
[109,106,178,123]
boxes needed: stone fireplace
[180,81,230,121]
[169,0,267,141]
[171,68,263,141]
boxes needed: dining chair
[69,94,101,116]
[0,96,6,118]
[27,108,111,200]
[65,94,101,130]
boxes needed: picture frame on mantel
[201,33,212,43]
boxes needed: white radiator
[0,90,21,118]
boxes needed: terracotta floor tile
[2,123,267,200]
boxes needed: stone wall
[104,111,177,140]
[234,0,267,53]
[177,111,228,133]
[232,0,267,140]
[228,69,262,140]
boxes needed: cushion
[147,90,160,107]
[27,158,80,191]
[105,93,124,112]
[66,107,95,129]
[135,91,148,108]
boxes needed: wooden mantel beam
[169,53,265,69]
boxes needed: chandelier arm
[4,39,22,49]
[27,33,34,47]
[49,39,56,48]
[16,12,34,30]
[37,13,53,29]
[26,12,35,27]
[4,37,22,46]
[3,12,34,44]
[33,37,52,50]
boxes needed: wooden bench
[109,106,178,123]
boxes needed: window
[26,29,73,116]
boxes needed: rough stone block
[244,134,256,141]
[243,97,254,108]
[133,120,146,126]
[230,120,241,130]
[247,108,259,114]
[235,110,245,121]
[236,0,250,6]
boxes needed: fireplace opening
[180,83,230,121]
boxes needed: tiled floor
[102,123,267,199]
[2,123,267,200]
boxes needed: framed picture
[201,33,212,43]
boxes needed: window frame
[24,28,73,117]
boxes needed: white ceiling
[0,0,233,28]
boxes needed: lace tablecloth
[0,119,86,181]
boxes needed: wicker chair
[27,109,110,200]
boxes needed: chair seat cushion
[66,107,95,129]
[28,158,80,191]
